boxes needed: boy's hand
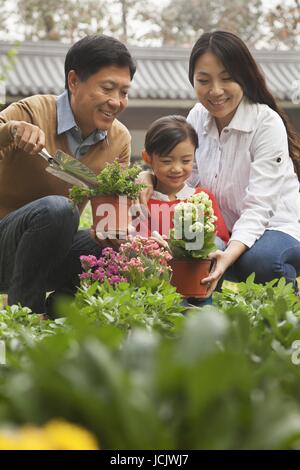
[9,120,45,155]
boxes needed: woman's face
[193,52,244,130]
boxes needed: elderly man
[0,34,136,314]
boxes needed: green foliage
[0,47,18,83]
[69,160,145,205]
[169,192,217,259]
[0,46,18,108]
[2,276,300,449]
[79,202,92,229]
[71,280,185,335]
[0,304,64,364]
[2,304,300,449]
[169,228,216,259]
[214,274,300,360]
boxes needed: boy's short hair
[145,115,198,156]
[64,34,136,90]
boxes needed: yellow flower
[0,427,52,450]
[44,419,99,450]
[0,420,99,450]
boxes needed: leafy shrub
[69,160,145,205]
[72,280,185,335]
[2,276,300,449]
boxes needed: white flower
[205,222,215,233]
[174,202,186,212]
[188,221,204,235]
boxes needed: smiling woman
[193,52,244,133]
[185,30,300,295]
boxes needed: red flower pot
[169,258,214,298]
[91,195,133,238]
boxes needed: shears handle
[38,148,55,165]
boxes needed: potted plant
[168,191,218,298]
[79,236,172,290]
[69,160,145,238]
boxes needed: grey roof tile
[0,41,299,102]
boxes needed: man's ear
[68,70,79,94]
[142,149,152,165]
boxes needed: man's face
[68,66,131,137]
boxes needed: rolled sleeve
[230,110,290,248]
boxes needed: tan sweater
[0,95,131,219]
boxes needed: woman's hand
[201,240,248,296]
[201,250,229,297]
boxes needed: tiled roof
[0,40,299,102]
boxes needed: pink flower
[79,272,92,280]
[109,275,126,284]
[92,268,105,281]
[80,255,98,269]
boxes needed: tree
[0,47,18,107]
[0,0,11,33]
[265,0,300,49]
[14,0,160,44]
[155,0,265,47]
[112,0,161,44]
[16,0,111,42]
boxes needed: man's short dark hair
[64,34,136,90]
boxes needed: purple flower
[80,255,98,269]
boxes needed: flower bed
[1,270,300,449]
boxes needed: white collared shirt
[187,98,300,247]
[152,183,196,201]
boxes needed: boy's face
[149,138,195,195]
[68,66,131,138]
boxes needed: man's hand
[9,120,45,155]
[90,229,125,251]
[136,170,155,206]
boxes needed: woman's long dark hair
[189,31,300,178]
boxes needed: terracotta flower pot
[91,195,132,238]
[169,258,215,298]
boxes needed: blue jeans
[0,196,102,313]
[182,296,213,308]
[220,230,300,291]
